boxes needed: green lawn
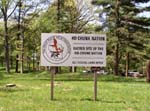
[0,70,150,111]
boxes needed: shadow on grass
[53,74,145,84]
[0,69,146,84]
[30,74,146,84]
[51,98,94,102]
[50,97,130,104]
[99,75,145,84]
[81,98,138,104]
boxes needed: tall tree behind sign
[92,0,150,75]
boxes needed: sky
[136,1,150,18]
[83,0,150,25]
[85,0,150,18]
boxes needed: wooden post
[94,72,97,101]
[51,67,55,100]
[51,72,54,100]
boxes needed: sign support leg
[51,71,54,100]
[94,72,97,101]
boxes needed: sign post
[51,69,54,100]
[94,72,97,101]
[40,33,106,100]
[50,66,56,100]
[91,67,100,101]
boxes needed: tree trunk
[15,55,19,73]
[28,57,31,72]
[114,43,119,75]
[0,56,4,67]
[4,16,10,73]
[20,32,24,74]
[20,48,23,74]
[125,52,129,77]
[20,1,24,74]
[114,0,120,76]
[50,0,61,74]
[10,56,13,68]
[27,56,31,72]
[16,1,22,73]
[146,60,150,82]
[33,56,35,71]
[69,66,77,73]
[69,67,72,72]
[36,60,40,71]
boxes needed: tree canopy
[0,0,149,75]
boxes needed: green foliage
[0,0,149,74]
[92,0,150,73]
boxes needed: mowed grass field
[0,70,150,111]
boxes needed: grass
[0,69,150,111]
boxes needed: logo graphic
[42,35,71,64]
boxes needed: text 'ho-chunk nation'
[72,36,105,41]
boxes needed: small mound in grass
[5,84,16,88]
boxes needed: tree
[92,0,150,75]
[62,0,94,33]
[7,0,52,73]
[29,0,94,73]
[0,0,18,73]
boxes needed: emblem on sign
[42,35,71,64]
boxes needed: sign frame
[41,33,106,67]
[40,33,106,101]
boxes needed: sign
[40,33,106,67]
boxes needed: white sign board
[40,33,106,66]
